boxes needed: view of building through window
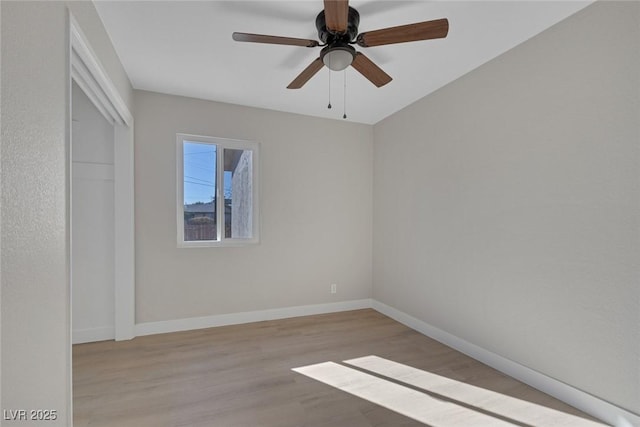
[180,136,256,245]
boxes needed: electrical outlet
[331,283,337,294]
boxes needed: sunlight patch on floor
[293,356,608,427]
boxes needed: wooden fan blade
[287,57,324,89]
[351,52,392,87]
[232,32,319,47]
[356,18,449,47]
[324,0,349,34]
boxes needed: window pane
[183,142,217,241]
[224,148,253,239]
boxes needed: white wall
[373,1,639,415]
[1,1,132,424]
[134,90,373,323]
[72,81,115,343]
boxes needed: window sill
[177,238,260,248]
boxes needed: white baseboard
[73,326,115,344]
[371,300,640,427]
[135,299,373,337]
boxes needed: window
[177,134,259,247]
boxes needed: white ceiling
[94,1,592,125]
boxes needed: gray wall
[134,90,373,323]
[1,1,132,424]
[373,1,639,414]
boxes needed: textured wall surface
[1,1,132,423]
[134,90,373,323]
[2,3,70,423]
[230,150,253,239]
[373,1,639,414]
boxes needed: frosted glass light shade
[323,49,354,71]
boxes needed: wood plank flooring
[73,309,603,427]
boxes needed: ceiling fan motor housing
[316,6,360,44]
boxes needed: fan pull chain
[327,68,332,109]
[343,70,347,120]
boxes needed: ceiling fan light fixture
[321,45,355,71]
[233,2,449,89]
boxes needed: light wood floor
[73,309,603,427]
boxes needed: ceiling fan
[232,0,449,89]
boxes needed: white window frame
[177,133,260,248]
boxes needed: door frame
[69,12,135,341]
